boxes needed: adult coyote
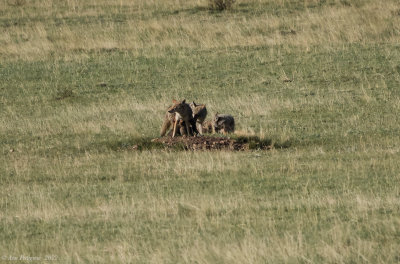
[160,99,198,137]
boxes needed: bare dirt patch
[152,136,273,151]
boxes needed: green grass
[1,0,400,263]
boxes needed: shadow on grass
[232,135,292,150]
[106,137,164,151]
[104,135,292,152]
[32,135,292,157]
[104,137,191,152]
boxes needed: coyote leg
[197,123,203,135]
[185,122,191,136]
[172,120,178,137]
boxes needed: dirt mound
[152,136,272,151]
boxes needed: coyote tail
[160,118,171,137]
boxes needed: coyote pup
[213,113,235,134]
[190,101,207,135]
[201,120,214,134]
[161,99,198,137]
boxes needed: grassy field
[1,0,400,263]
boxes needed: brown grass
[1,0,399,60]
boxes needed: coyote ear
[172,99,178,104]
[182,99,186,104]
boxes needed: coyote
[213,113,235,134]
[201,120,214,134]
[190,101,207,135]
[160,99,198,137]
[160,111,185,137]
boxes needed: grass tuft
[54,88,75,101]
[7,0,25,7]
[208,0,236,11]
[106,137,165,151]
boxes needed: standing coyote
[160,99,198,137]
[190,101,207,135]
[213,113,235,134]
[160,111,185,137]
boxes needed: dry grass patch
[1,0,400,60]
